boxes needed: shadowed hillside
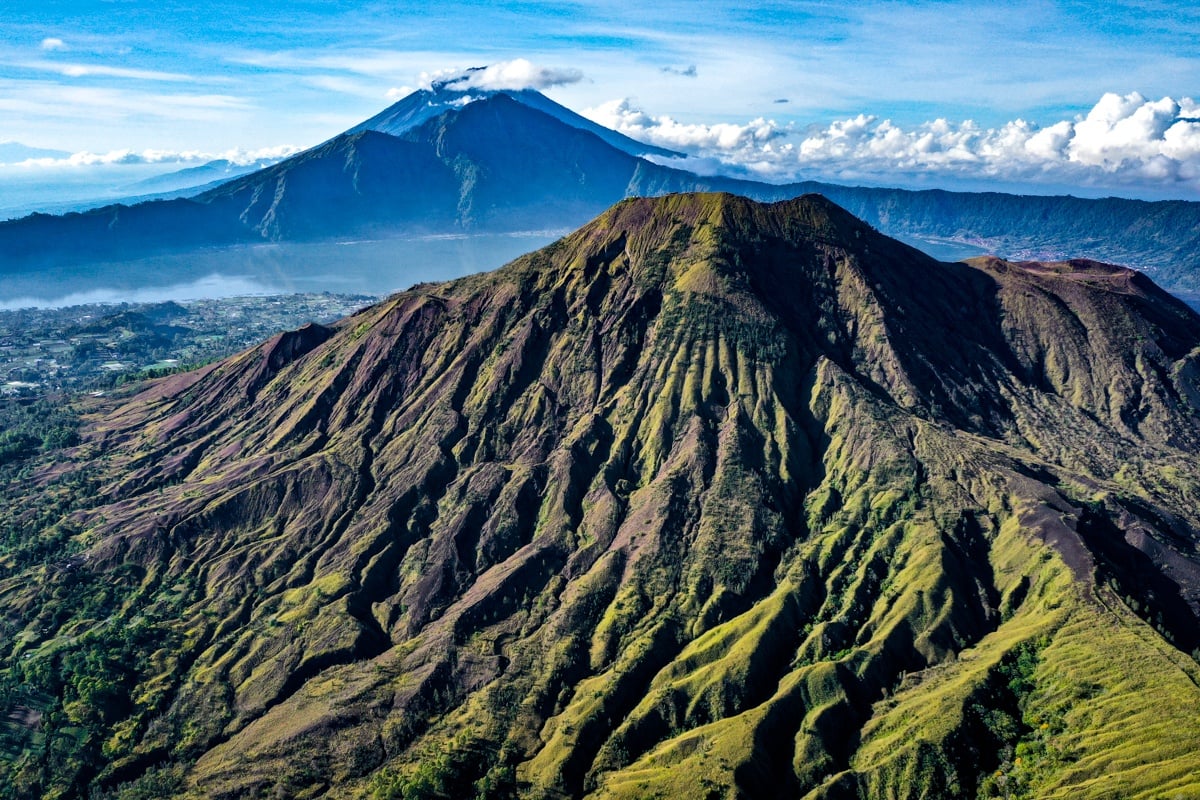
[2,193,1200,799]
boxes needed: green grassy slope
[1,193,1199,800]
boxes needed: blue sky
[2,0,1199,199]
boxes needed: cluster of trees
[0,399,79,466]
[0,563,177,800]
[369,749,516,800]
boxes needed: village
[0,292,376,396]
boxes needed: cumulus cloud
[422,59,584,92]
[589,92,1200,193]
[40,37,66,51]
[792,92,1200,191]
[2,144,302,169]
[585,98,788,156]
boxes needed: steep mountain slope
[3,193,1200,800]
[200,94,787,238]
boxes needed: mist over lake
[0,231,562,309]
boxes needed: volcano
[0,88,780,271]
[347,73,684,160]
[3,193,1200,799]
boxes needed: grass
[3,194,1200,799]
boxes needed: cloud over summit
[424,59,584,92]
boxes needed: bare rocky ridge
[3,193,1200,799]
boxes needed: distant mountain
[0,141,71,162]
[4,194,1200,799]
[119,158,283,195]
[813,185,1200,296]
[2,87,1200,298]
[350,78,684,159]
[0,93,782,269]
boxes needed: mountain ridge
[3,193,1200,799]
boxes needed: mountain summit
[4,193,1200,799]
[349,79,683,159]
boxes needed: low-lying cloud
[1,144,302,169]
[588,92,1200,195]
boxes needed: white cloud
[2,144,301,169]
[584,98,788,154]
[0,83,253,131]
[595,92,1200,193]
[40,38,66,51]
[1068,93,1183,168]
[425,59,584,92]
[385,86,415,101]
[789,92,1200,191]
[16,59,195,82]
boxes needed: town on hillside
[0,293,377,397]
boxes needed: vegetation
[0,194,1199,799]
[0,399,80,466]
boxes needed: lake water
[895,235,993,262]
